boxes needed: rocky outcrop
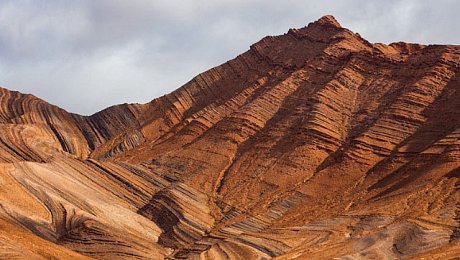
[0,87,147,161]
[0,15,459,259]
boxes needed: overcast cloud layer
[0,0,459,115]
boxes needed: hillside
[0,15,459,259]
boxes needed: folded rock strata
[0,15,459,259]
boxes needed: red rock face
[0,15,459,259]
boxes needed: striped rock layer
[0,15,459,259]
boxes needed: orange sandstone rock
[0,15,459,259]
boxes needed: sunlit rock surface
[0,16,459,259]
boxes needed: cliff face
[0,15,459,259]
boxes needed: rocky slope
[0,15,459,259]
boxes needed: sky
[0,0,459,115]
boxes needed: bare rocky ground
[0,16,459,259]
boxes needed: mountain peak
[314,15,341,28]
[1,15,460,260]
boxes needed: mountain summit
[314,14,342,27]
[0,16,459,259]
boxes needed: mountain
[0,15,459,259]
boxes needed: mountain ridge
[0,15,459,259]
